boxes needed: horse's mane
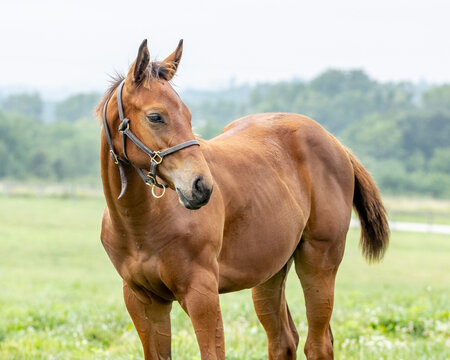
[95,61,171,121]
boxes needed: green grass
[0,196,449,359]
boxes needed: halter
[102,80,200,199]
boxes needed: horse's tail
[346,149,389,262]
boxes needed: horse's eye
[147,113,164,123]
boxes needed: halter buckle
[118,119,130,132]
[150,151,163,165]
[146,173,157,186]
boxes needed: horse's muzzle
[177,176,213,210]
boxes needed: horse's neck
[100,136,153,224]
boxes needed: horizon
[0,68,438,102]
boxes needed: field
[0,196,449,359]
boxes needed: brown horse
[97,39,389,360]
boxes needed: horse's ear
[128,39,150,85]
[162,39,183,81]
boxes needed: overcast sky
[1,0,449,97]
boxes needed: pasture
[0,196,448,359]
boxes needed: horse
[96,39,389,360]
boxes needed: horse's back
[216,112,313,141]
[210,112,354,199]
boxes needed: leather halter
[102,80,200,199]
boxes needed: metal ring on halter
[151,184,166,198]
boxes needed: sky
[1,0,449,98]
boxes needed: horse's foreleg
[176,271,225,360]
[123,282,172,360]
[252,259,299,359]
[294,238,344,360]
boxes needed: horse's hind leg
[294,236,345,360]
[252,259,299,360]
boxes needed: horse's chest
[120,252,174,302]
[102,225,176,301]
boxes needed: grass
[0,196,449,359]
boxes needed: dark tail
[346,149,390,262]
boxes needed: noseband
[102,80,200,199]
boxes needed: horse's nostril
[194,177,204,193]
[191,176,212,206]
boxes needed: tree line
[0,92,101,184]
[1,69,449,197]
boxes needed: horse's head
[102,39,213,209]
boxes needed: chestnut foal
[97,39,389,360]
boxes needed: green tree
[341,113,404,160]
[54,93,101,122]
[195,118,223,140]
[399,111,450,158]
[310,69,373,96]
[44,118,100,180]
[429,148,450,173]
[1,92,43,120]
[0,111,37,178]
[422,85,450,112]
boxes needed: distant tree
[190,100,247,128]
[0,111,37,178]
[399,111,450,158]
[341,113,404,160]
[1,92,43,120]
[54,92,101,122]
[195,118,223,140]
[249,81,306,112]
[310,69,373,96]
[244,71,414,134]
[422,85,450,112]
[429,148,450,173]
[43,118,100,179]
[30,150,52,178]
